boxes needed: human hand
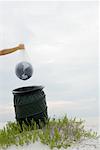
[18,44,25,50]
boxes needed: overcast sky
[0,1,99,123]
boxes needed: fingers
[18,44,25,50]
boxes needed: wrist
[16,46,20,50]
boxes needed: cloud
[0,1,99,122]
[47,99,99,118]
[0,98,99,124]
[0,105,14,115]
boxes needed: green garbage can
[12,86,48,129]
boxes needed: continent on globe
[15,61,33,80]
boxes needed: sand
[2,138,99,150]
[1,123,100,150]
[0,118,99,150]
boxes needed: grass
[0,115,99,149]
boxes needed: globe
[15,61,33,80]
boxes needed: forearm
[0,44,25,56]
[0,47,19,56]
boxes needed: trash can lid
[12,86,44,95]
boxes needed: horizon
[0,1,99,125]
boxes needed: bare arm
[0,44,25,56]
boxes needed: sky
[0,1,99,123]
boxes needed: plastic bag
[15,50,33,80]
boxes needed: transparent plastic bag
[15,49,33,80]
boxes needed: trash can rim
[12,86,44,95]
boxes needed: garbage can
[12,86,48,129]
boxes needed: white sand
[0,118,100,150]
[2,138,99,150]
[1,123,100,150]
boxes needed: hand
[18,44,25,50]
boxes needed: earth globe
[15,61,33,80]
